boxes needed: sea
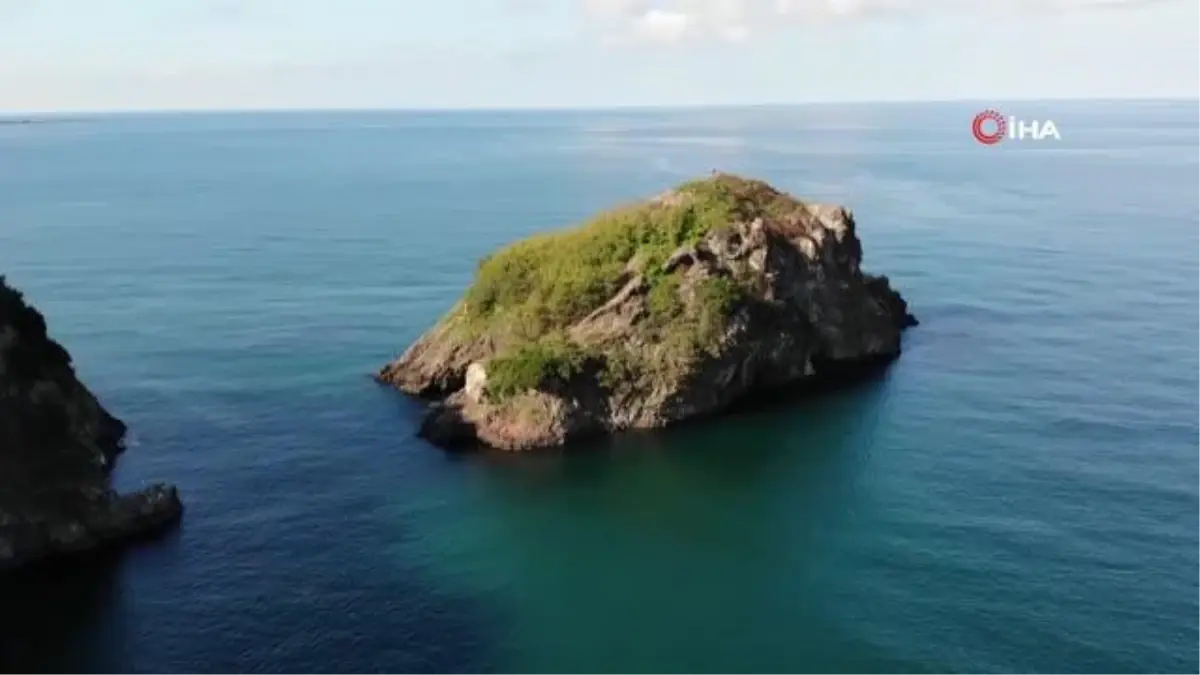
[0,101,1196,673]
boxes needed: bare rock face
[0,277,182,569]
[377,174,917,451]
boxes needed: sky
[0,0,1196,111]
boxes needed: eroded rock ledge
[0,277,182,569]
[378,173,917,451]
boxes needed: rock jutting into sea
[377,173,917,451]
[0,277,182,569]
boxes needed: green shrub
[647,273,685,322]
[486,340,590,401]
[695,275,740,318]
[598,347,641,391]
[692,275,742,352]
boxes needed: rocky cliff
[0,277,182,569]
[378,173,916,451]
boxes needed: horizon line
[2,96,1197,118]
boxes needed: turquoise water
[0,102,1196,673]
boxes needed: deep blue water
[0,102,1196,673]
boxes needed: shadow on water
[5,562,501,673]
[0,549,129,673]
[0,514,505,674]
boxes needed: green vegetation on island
[457,175,810,401]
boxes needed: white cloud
[584,0,645,18]
[631,8,692,42]
[582,0,1183,43]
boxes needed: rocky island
[378,173,916,451]
[0,277,182,569]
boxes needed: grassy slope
[454,174,807,401]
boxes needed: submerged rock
[0,277,182,569]
[378,173,917,451]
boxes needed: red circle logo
[972,110,1006,145]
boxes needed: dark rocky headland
[0,277,182,569]
[378,173,917,451]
